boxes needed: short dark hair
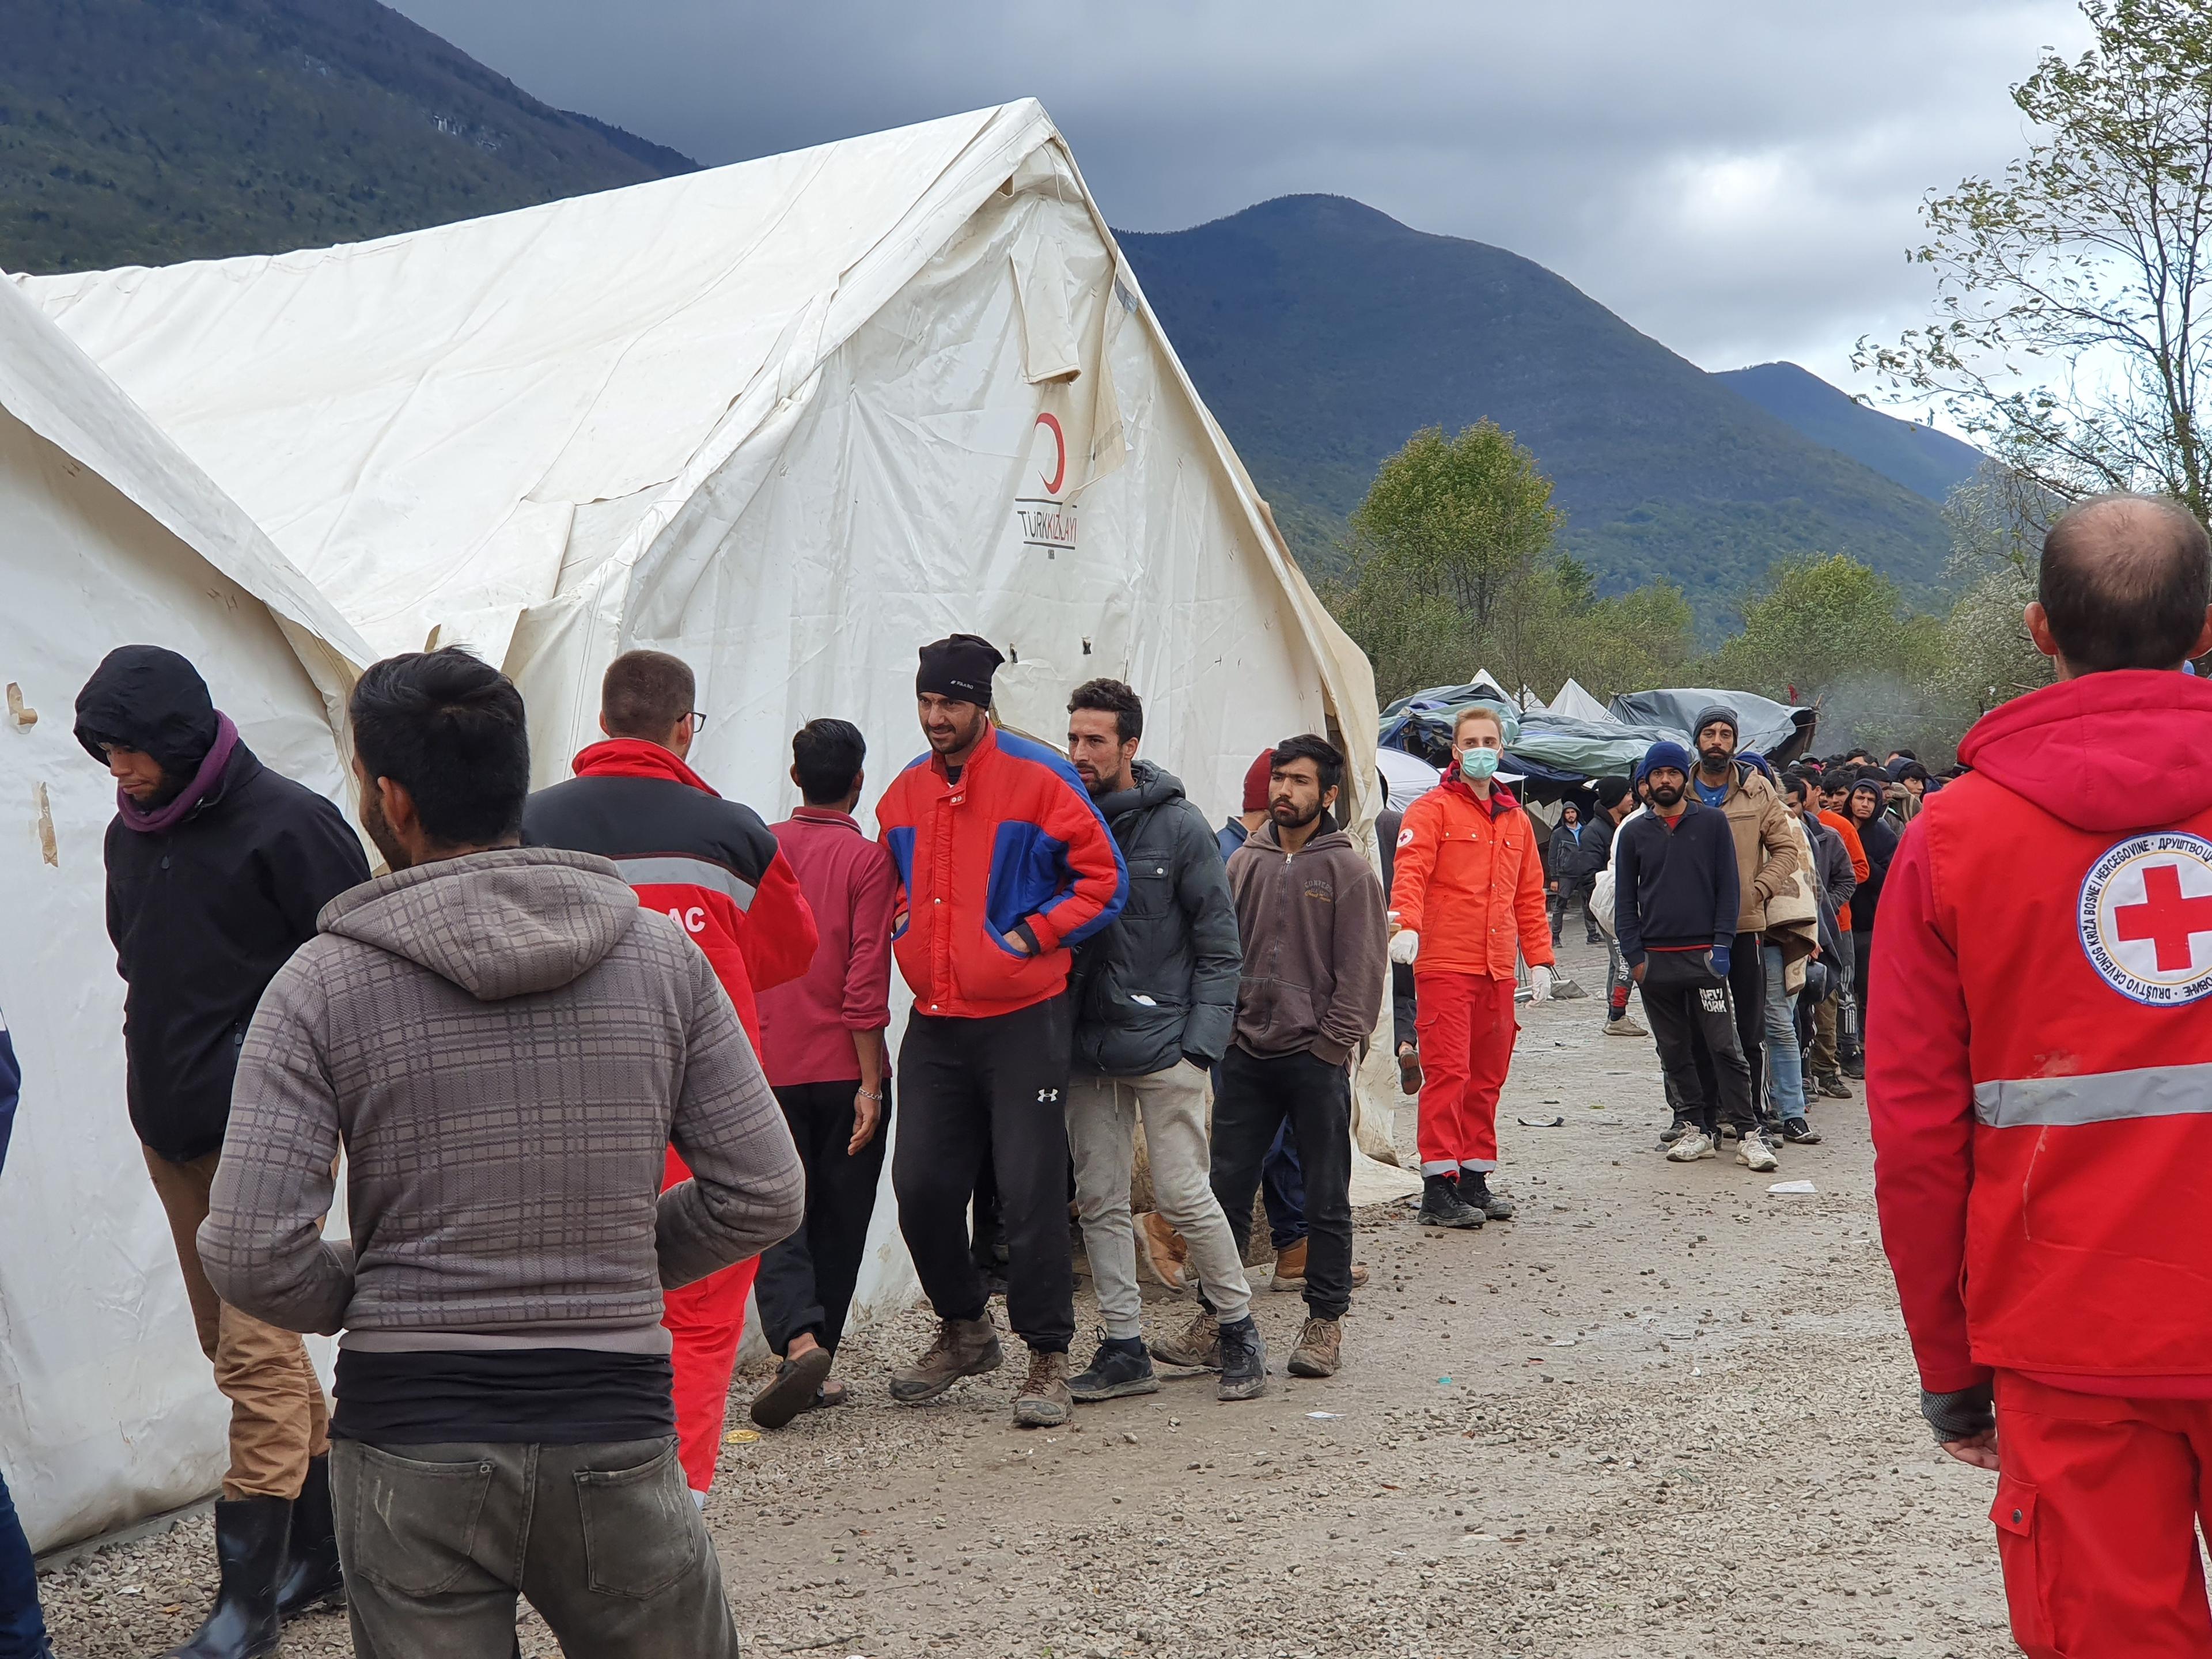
[601,649,695,740]
[2040,494,2212,672]
[1067,677,1143,745]
[1888,748,1918,762]
[1272,733,1344,793]
[1782,770,1813,804]
[791,718,866,805]
[350,648,529,846]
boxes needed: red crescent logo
[1035,412,1067,495]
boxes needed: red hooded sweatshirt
[1869,670,2212,1397]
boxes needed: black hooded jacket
[1070,761,1243,1077]
[75,647,372,1161]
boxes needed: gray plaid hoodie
[200,846,804,1351]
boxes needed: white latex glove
[1528,964,1554,1003]
[1389,929,1421,965]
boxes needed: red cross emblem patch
[2079,833,2212,1005]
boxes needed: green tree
[1857,0,2212,520]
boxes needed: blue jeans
[1761,942,1806,1121]
[0,1467,51,1659]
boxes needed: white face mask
[1460,747,1501,782]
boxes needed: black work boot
[275,1454,345,1620]
[1068,1335,1159,1402]
[1416,1173,1483,1229]
[1216,1316,1267,1402]
[1460,1171,1516,1221]
[161,1497,286,1658]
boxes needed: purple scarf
[117,714,240,835]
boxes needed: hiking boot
[1666,1126,1716,1162]
[1659,1113,1690,1144]
[1461,1172,1515,1221]
[1287,1317,1343,1379]
[1416,1173,1484,1229]
[1217,1316,1268,1402]
[751,1343,836,1428]
[1816,1073,1854,1100]
[275,1453,344,1621]
[160,1497,286,1659]
[1013,1349,1074,1428]
[1842,1053,1866,1080]
[1135,1211,1190,1291]
[1781,1116,1824,1146]
[1150,1307,1221,1370]
[1604,1014,1648,1037]
[1737,1129,1781,1173]
[889,1315,1003,1403]
[1068,1335,1158,1403]
[1269,1240,1368,1291]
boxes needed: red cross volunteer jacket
[1868,669,2212,1396]
[876,724,1127,1020]
[522,739,818,1044]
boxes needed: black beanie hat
[916,634,1005,707]
[74,645,219,771]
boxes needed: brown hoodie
[1224,819,1388,1066]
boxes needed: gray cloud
[391,0,2090,395]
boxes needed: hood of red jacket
[570,738,719,797]
[1957,670,2212,834]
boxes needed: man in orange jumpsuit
[1870,494,2212,1658]
[1387,702,1554,1229]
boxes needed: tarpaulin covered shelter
[19,101,1415,1516]
[1608,688,1816,766]
[0,279,372,1551]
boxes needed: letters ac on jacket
[1869,669,2212,1390]
[874,724,1128,1020]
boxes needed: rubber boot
[275,1455,344,1620]
[160,1497,286,1659]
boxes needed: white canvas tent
[0,279,374,1552]
[1548,677,1612,724]
[21,99,1411,1435]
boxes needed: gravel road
[36,936,2016,1658]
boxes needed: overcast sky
[392,1,2090,402]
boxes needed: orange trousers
[1412,971,1517,1176]
[1992,1370,2212,1658]
[663,1147,758,1495]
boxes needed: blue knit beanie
[1638,740,1694,781]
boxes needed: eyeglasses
[688,711,709,733]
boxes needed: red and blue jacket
[876,723,1127,1020]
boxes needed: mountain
[1716,362,1984,504]
[0,0,698,275]
[1116,195,1955,628]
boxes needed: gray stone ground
[36,935,2015,1658]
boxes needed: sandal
[816,1377,849,1409]
[749,1346,834,1429]
[1397,1046,1423,1095]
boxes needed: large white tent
[0,279,373,1552]
[17,97,1411,1529]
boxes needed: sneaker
[1217,1316,1267,1402]
[1737,1130,1781,1173]
[1013,1349,1074,1428]
[1135,1211,1190,1291]
[1816,1073,1854,1100]
[1842,1054,1866,1080]
[749,1344,835,1428]
[1416,1173,1484,1229]
[1460,1172,1515,1221]
[1604,1014,1648,1037]
[1781,1116,1824,1145]
[889,1315,1003,1404]
[1067,1335,1159,1403]
[1666,1127,1716,1162]
[1287,1316,1343,1378]
[1150,1308,1222,1371]
[1658,1114,1690,1145]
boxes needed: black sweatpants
[1640,949,1756,1135]
[1210,1046,1355,1320]
[1689,930,1766,1119]
[892,997,1075,1353]
[756,1078,891,1357]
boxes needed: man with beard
[1685,706,1802,1152]
[1210,736,1387,1380]
[1613,743,1764,1167]
[875,635,1127,1428]
[1060,679,1262,1403]
[75,645,369,1659]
